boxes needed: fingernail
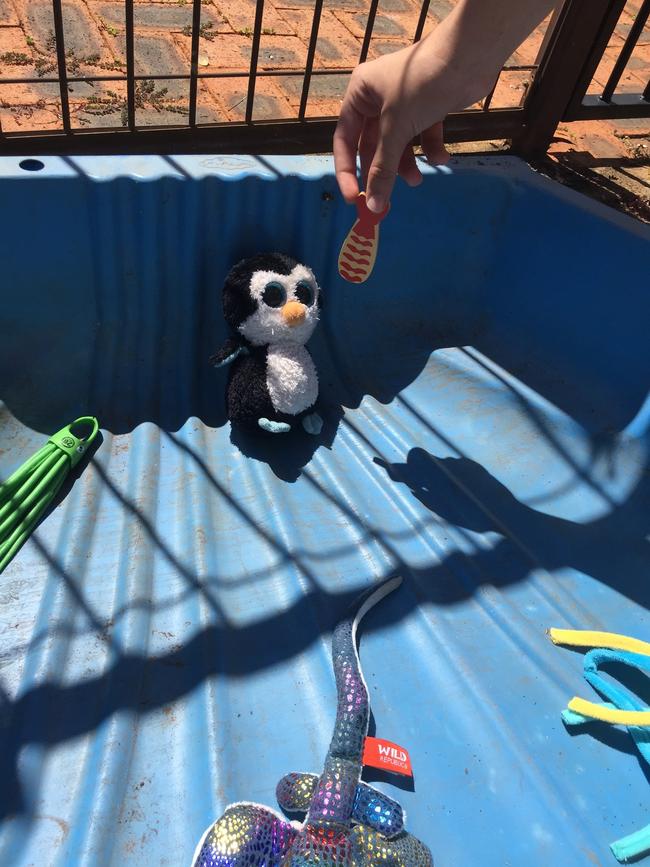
[366,195,383,213]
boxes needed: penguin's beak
[281,301,306,327]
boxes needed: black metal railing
[515,0,650,152]
[565,0,650,119]
[0,0,648,156]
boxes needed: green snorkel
[0,416,99,573]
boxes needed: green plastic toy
[0,417,99,573]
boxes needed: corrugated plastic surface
[0,155,649,866]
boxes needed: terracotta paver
[591,41,649,94]
[0,26,34,78]
[175,32,251,70]
[0,0,19,27]
[489,68,533,109]
[283,70,349,115]
[217,0,295,37]
[282,9,362,67]
[0,0,647,217]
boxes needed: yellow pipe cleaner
[548,628,650,656]
[549,628,650,727]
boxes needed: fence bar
[298,0,324,121]
[188,0,203,126]
[245,0,266,123]
[359,0,380,63]
[50,0,71,132]
[124,0,135,128]
[515,0,626,155]
[0,108,525,156]
[0,68,356,86]
[561,0,628,117]
[602,0,650,101]
[482,75,500,112]
[413,0,431,44]
[0,64,535,87]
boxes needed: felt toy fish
[338,193,389,284]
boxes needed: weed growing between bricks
[80,80,188,126]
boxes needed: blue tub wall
[0,155,649,867]
[478,174,650,432]
[2,154,647,439]
[0,155,508,435]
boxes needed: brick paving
[0,0,648,206]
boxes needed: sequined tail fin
[328,575,403,764]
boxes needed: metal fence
[0,0,648,155]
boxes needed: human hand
[333,42,466,214]
[333,0,555,213]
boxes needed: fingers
[359,116,379,188]
[420,122,450,166]
[398,144,422,188]
[362,119,421,195]
[365,111,410,213]
[333,90,365,203]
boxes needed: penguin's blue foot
[302,413,323,436]
[258,418,291,434]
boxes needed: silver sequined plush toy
[191,576,433,866]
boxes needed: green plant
[34,56,57,76]
[32,41,120,78]
[0,52,31,66]
[234,26,277,36]
[99,17,119,37]
[66,48,82,75]
[82,90,123,118]
[118,79,188,125]
[31,30,58,75]
[181,21,216,41]
[26,36,35,47]
[97,58,124,71]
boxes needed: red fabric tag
[362,737,413,777]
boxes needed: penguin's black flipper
[209,337,248,368]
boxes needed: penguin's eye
[295,280,315,306]
[262,281,286,308]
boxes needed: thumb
[365,112,409,213]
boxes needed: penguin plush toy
[210,253,323,436]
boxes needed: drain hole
[19,159,45,172]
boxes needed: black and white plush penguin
[210,253,323,435]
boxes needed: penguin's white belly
[266,344,318,415]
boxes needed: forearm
[424,0,556,105]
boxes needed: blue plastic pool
[0,154,648,866]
